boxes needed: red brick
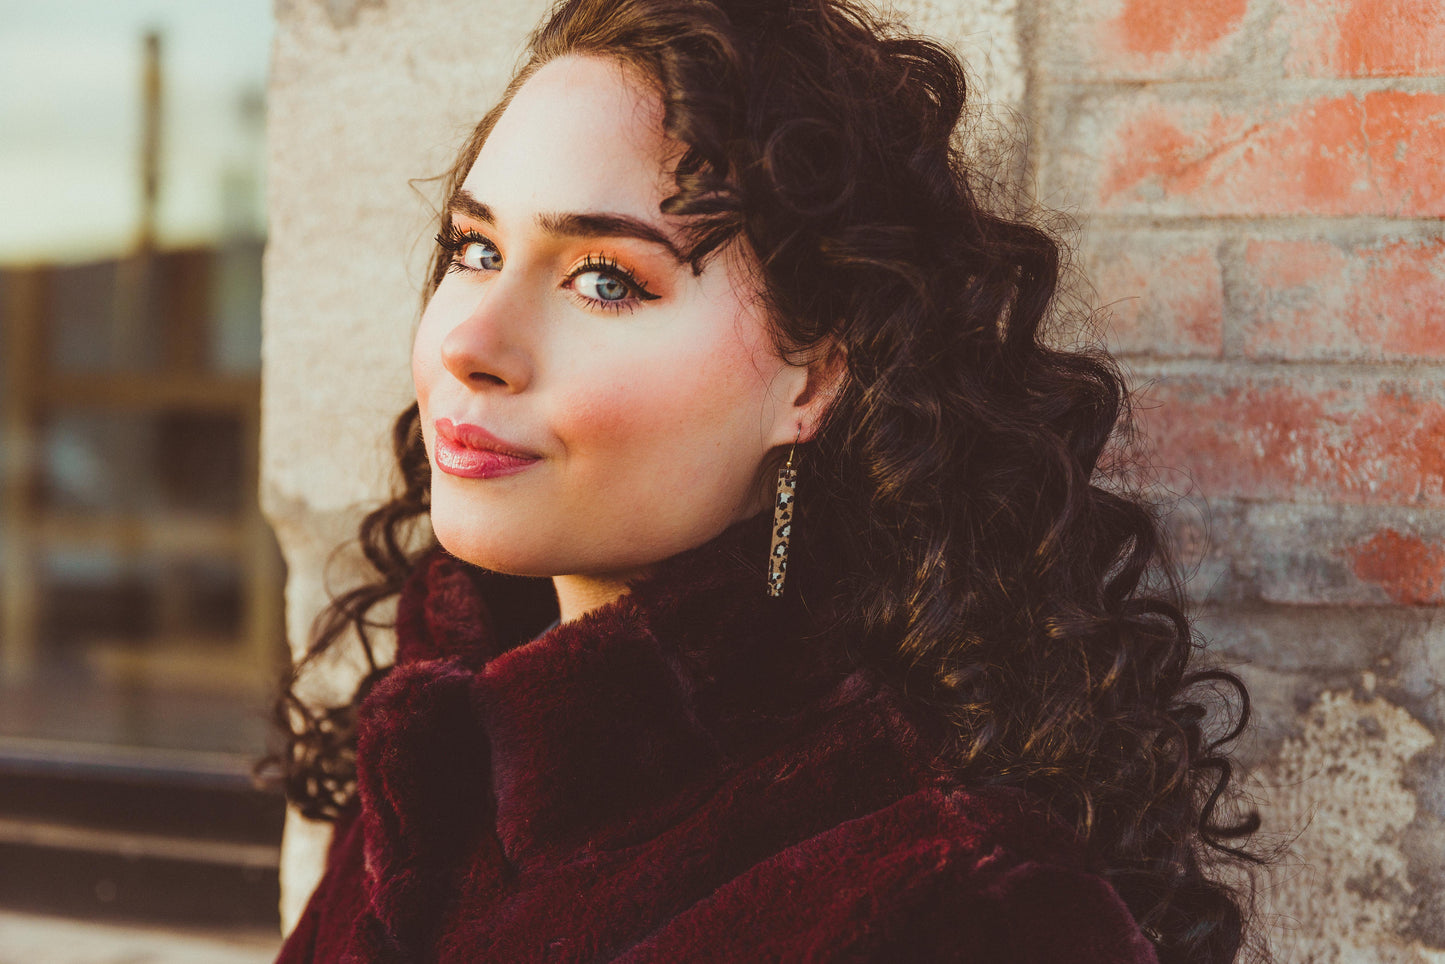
[1172,502,1445,606]
[1135,374,1445,506]
[1236,237,1445,361]
[1346,528,1445,604]
[1095,0,1248,77]
[1281,0,1445,77]
[1366,92,1445,213]
[1087,91,1445,218]
[1110,0,1248,55]
[1042,0,1250,81]
[1082,233,1223,358]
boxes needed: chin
[432,525,553,578]
[427,491,553,577]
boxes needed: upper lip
[435,417,542,459]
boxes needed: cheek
[584,359,712,426]
[549,368,682,460]
[411,308,448,411]
[552,322,776,468]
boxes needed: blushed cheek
[552,337,774,481]
[552,371,678,455]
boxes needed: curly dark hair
[269,1,1266,961]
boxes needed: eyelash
[434,224,660,312]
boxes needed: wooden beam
[34,513,247,557]
[39,373,258,413]
[2,267,48,682]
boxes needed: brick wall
[1032,0,1445,958]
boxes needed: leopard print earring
[766,435,798,597]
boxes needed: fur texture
[277,515,1158,963]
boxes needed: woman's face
[413,55,817,582]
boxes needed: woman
[272,0,1261,961]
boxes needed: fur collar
[351,512,868,938]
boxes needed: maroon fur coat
[277,515,1158,963]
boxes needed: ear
[769,342,847,448]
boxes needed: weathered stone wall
[264,0,1445,956]
[1029,1,1445,959]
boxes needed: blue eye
[456,239,502,272]
[566,254,660,311]
[436,225,502,274]
[573,270,630,302]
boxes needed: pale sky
[0,0,272,264]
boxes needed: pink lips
[433,418,541,479]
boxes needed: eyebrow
[447,189,684,263]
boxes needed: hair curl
[267,2,1266,961]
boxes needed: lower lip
[434,435,540,479]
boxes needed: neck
[552,568,652,624]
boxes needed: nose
[438,281,534,392]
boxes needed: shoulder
[859,785,1159,964]
[791,784,1158,963]
[632,775,1159,964]
[275,803,369,964]
[824,680,1160,963]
